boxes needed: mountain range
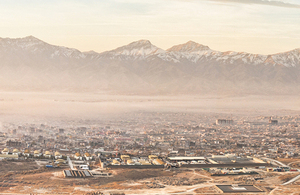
[0,36,299,95]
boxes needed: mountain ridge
[0,36,299,95]
[1,36,300,66]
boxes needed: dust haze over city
[1,0,300,195]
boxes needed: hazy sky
[0,0,299,54]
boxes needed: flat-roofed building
[168,156,205,163]
[209,154,253,164]
[6,140,21,147]
[59,129,65,134]
[216,185,264,193]
[140,160,152,165]
[63,170,93,178]
[216,119,234,125]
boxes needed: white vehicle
[79,165,89,170]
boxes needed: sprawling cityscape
[1,0,300,194]
[1,108,300,194]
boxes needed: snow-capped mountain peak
[271,48,300,67]
[0,35,46,49]
[165,41,214,63]
[167,41,211,53]
[111,40,164,55]
[0,36,86,59]
[102,40,166,60]
[1,36,299,67]
[22,35,43,42]
[128,39,152,48]
[83,50,99,55]
[0,35,300,95]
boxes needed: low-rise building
[34,150,41,157]
[44,151,51,158]
[2,148,9,155]
[55,151,62,159]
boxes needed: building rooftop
[168,156,205,161]
[216,185,264,193]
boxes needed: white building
[12,149,20,156]
[85,152,92,161]
[23,149,31,157]
[2,148,9,155]
[34,150,42,157]
[55,151,62,159]
[44,151,52,158]
[74,152,83,160]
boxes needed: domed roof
[13,149,19,153]
[2,148,9,152]
[75,152,81,157]
[24,149,30,153]
[45,151,51,155]
[55,152,61,156]
[85,152,91,157]
[112,159,120,164]
[34,150,40,154]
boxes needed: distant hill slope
[0,36,299,95]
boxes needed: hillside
[0,36,299,95]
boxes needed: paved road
[67,156,75,170]
[261,157,300,185]
[261,157,287,167]
[282,174,300,185]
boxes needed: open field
[0,162,300,194]
[276,158,300,164]
[0,160,39,174]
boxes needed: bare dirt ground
[1,165,300,194]
[276,158,300,169]
[277,158,300,164]
[0,168,174,194]
[0,160,39,174]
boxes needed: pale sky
[0,0,300,54]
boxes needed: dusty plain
[1,161,300,194]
